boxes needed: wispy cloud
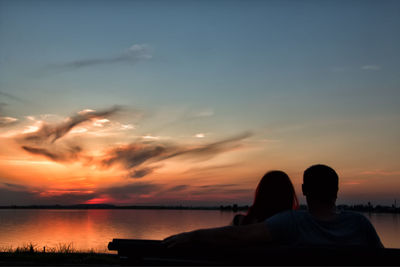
[195,133,205,138]
[100,182,161,200]
[15,106,252,180]
[2,183,27,190]
[101,131,252,179]
[164,132,251,160]
[53,44,152,70]
[361,65,381,71]
[22,106,121,144]
[0,116,18,127]
[360,170,400,176]
[129,167,158,179]
[0,103,18,127]
[18,106,122,162]
[21,145,82,162]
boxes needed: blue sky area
[0,0,399,205]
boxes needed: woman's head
[245,170,298,224]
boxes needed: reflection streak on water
[366,212,400,249]
[0,209,234,252]
[0,209,399,251]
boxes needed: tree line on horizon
[0,202,399,213]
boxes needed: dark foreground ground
[0,252,119,266]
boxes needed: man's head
[302,164,339,204]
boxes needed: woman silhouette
[232,170,299,225]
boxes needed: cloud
[183,163,238,174]
[21,145,82,162]
[164,131,252,160]
[2,183,27,190]
[361,65,381,71]
[54,44,152,70]
[102,143,169,169]
[100,182,161,200]
[0,187,38,205]
[198,184,238,189]
[22,106,121,144]
[129,167,158,179]
[18,106,121,162]
[195,133,205,138]
[0,116,18,127]
[360,170,400,176]
[0,102,19,127]
[164,185,189,193]
[39,191,98,205]
[186,184,252,198]
[100,131,252,178]
[15,105,251,180]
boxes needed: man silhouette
[163,164,383,248]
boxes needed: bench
[108,239,400,265]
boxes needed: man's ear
[302,184,306,196]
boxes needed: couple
[164,164,383,248]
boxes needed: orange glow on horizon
[0,109,399,206]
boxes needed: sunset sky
[0,0,399,206]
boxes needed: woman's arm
[231,214,246,226]
[163,222,272,248]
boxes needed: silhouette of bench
[108,238,400,265]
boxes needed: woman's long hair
[241,170,299,225]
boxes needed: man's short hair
[303,164,339,202]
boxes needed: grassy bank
[0,244,119,265]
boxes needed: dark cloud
[0,183,100,205]
[23,106,121,144]
[3,183,27,190]
[164,132,252,160]
[18,106,121,162]
[52,44,151,70]
[100,183,161,199]
[101,132,252,178]
[199,184,238,189]
[102,143,169,169]
[129,167,157,179]
[0,187,37,205]
[16,104,251,181]
[183,164,238,174]
[167,185,189,192]
[0,178,162,205]
[189,187,252,196]
[21,145,82,162]
[40,192,97,205]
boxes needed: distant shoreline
[0,204,399,213]
[0,204,245,211]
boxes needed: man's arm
[163,222,272,248]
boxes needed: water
[0,209,398,252]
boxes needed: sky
[0,0,399,206]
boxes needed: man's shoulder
[338,211,369,222]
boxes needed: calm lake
[0,209,399,252]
